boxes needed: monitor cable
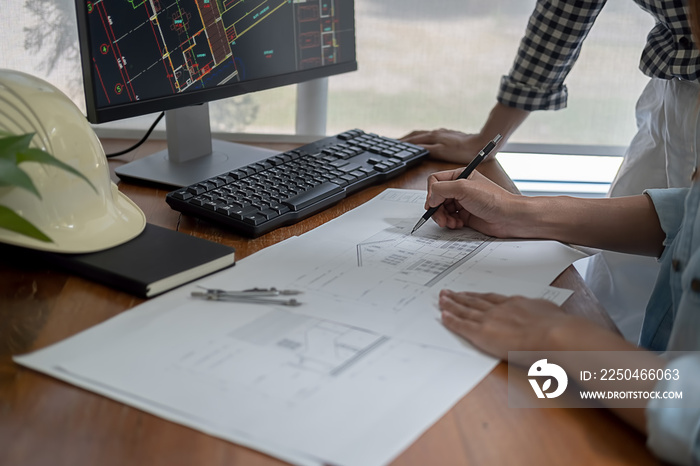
[104,111,165,158]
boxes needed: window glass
[327,0,653,146]
[2,0,84,110]
[1,0,652,148]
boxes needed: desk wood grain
[0,139,658,466]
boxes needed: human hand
[400,129,494,164]
[425,168,521,237]
[438,290,582,363]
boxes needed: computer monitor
[74,0,357,187]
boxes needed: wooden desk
[0,139,659,466]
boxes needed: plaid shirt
[498,0,700,111]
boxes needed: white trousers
[582,77,699,342]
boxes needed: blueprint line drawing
[173,310,391,405]
[356,225,493,287]
[289,219,498,313]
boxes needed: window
[2,0,652,149]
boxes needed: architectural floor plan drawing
[288,188,587,303]
[356,222,492,287]
[35,301,489,466]
[228,310,390,378]
[288,221,501,315]
[174,309,390,404]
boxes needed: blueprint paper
[52,304,496,466]
[15,188,586,466]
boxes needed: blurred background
[2,0,653,193]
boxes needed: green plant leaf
[0,157,41,198]
[0,133,34,162]
[17,147,97,193]
[0,204,52,242]
[0,131,98,245]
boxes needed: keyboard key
[171,190,192,200]
[258,208,280,220]
[188,197,206,206]
[282,182,343,211]
[203,201,218,211]
[226,205,259,220]
[329,177,349,187]
[243,214,267,226]
[187,184,207,195]
[339,163,361,173]
[392,150,415,160]
[215,204,238,215]
[269,203,291,215]
[209,177,225,187]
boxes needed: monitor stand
[114,103,276,188]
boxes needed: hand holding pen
[411,134,502,234]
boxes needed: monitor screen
[75,0,357,186]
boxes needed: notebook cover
[5,224,235,298]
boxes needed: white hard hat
[0,69,145,253]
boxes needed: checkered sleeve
[498,0,607,111]
[637,1,700,81]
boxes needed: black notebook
[5,224,235,298]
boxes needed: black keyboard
[165,129,429,237]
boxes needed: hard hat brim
[0,188,146,254]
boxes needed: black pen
[410,134,502,235]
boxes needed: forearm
[479,103,529,156]
[473,103,528,193]
[507,193,665,256]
